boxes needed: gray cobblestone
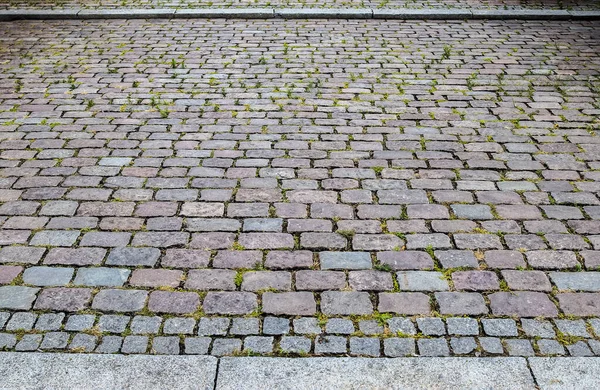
[418,338,450,357]
[164,318,196,335]
[280,336,311,354]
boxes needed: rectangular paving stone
[148,291,200,314]
[203,292,257,315]
[397,271,449,291]
[0,286,39,310]
[490,292,558,317]
[44,248,106,266]
[558,293,600,316]
[550,272,600,292]
[321,291,373,315]
[106,247,161,267]
[0,353,217,388]
[22,267,73,286]
[319,251,371,270]
[378,293,431,315]
[92,289,148,313]
[262,292,316,316]
[0,246,45,264]
[216,357,535,389]
[30,230,80,247]
[34,288,92,312]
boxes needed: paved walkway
[1,0,598,10]
[0,13,600,376]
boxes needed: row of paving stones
[0,0,598,10]
[2,246,600,270]
[4,259,600,290]
[2,229,600,251]
[2,285,598,316]
[1,312,599,357]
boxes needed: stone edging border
[1,353,600,389]
[0,8,599,21]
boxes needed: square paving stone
[436,250,479,269]
[197,317,230,336]
[566,341,594,356]
[95,336,123,354]
[350,337,380,357]
[280,336,311,354]
[293,317,321,335]
[22,267,74,286]
[65,315,96,331]
[16,334,42,351]
[384,338,415,357]
[450,337,477,355]
[325,319,355,335]
[521,319,556,338]
[479,337,504,354]
[130,316,162,334]
[387,318,416,335]
[34,313,65,331]
[203,292,257,315]
[417,338,450,356]
[358,320,384,336]
[417,318,446,336]
[554,320,591,338]
[6,312,37,331]
[482,319,518,337]
[211,338,241,356]
[537,339,566,356]
[505,339,535,356]
[314,336,347,354]
[121,336,149,354]
[0,333,16,349]
[230,318,259,335]
[447,318,479,336]
[163,318,196,335]
[263,317,290,335]
[244,336,274,354]
[489,292,558,317]
[40,332,69,350]
[152,336,180,355]
[184,337,211,355]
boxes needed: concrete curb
[0,8,598,21]
[1,354,600,389]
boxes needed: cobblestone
[0,17,597,358]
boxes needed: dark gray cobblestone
[0,18,598,357]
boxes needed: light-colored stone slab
[0,353,217,389]
[217,357,535,389]
[529,357,600,389]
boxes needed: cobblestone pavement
[1,0,599,10]
[0,19,598,358]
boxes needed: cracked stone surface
[0,18,598,357]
